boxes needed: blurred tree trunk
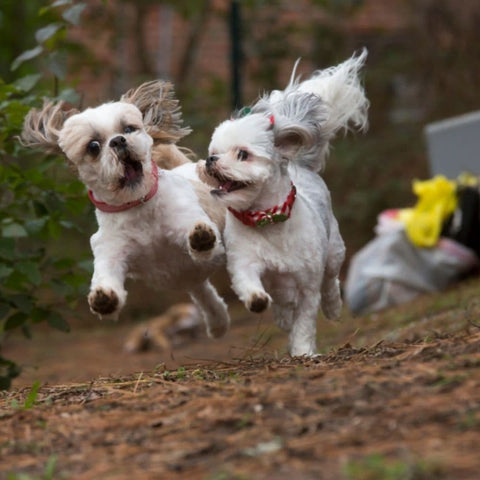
[135,1,155,77]
[125,0,213,94]
[175,0,213,96]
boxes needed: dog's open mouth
[209,172,249,196]
[113,145,143,188]
[119,156,143,188]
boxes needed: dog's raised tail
[256,50,369,173]
[274,49,368,172]
[296,49,369,139]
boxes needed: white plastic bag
[345,230,478,315]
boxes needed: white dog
[202,51,369,356]
[21,81,229,339]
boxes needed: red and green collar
[228,183,297,227]
[88,160,159,213]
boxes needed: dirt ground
[2,278,480,479]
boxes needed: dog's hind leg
[273,304,295,332]
[288,290,321,357]
[321,224,345,320]
[188,280,230,338]
[321,274,342,320]
[270,275,298,331]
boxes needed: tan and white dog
[21,81,229,339]
[202,51,369,356]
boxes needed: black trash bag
[442,185,480,258]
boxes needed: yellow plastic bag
[402,175,457,247]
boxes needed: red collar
[88,160,159,213]
[228,183,297,227]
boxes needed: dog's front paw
[188,222,217,253]
[88,287,120,316]
[246,291,272,313]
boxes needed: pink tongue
[125,164,140,182]
[222,180,234,191]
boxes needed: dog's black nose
[206,155,218,167]
[109,135,127,148]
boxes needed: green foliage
[204,471,247,480]
[344,454,410,480]
[23,380,41,410]
[0,356,21,390]
[0,1,92,389]
[343,453,446,480]
[6,455,58,480]
[10,0,86,89]
[162,366,188,381]
[9,380,41,410]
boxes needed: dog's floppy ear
[270,93,326,159]
[120,80,192,144]
[274,124,314,158]
[21,100,76,155]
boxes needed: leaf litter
[2,279,480,479]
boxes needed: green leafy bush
[0,1,91,389]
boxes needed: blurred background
[1,0,480,384]
[5,0,479,252]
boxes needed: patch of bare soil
[2,280,480,479]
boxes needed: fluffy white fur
[21,82,229,339]
[203,50,369,356]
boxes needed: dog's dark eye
[124,125,137,134]
[87,140,101,156]
[237,149,249,161]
